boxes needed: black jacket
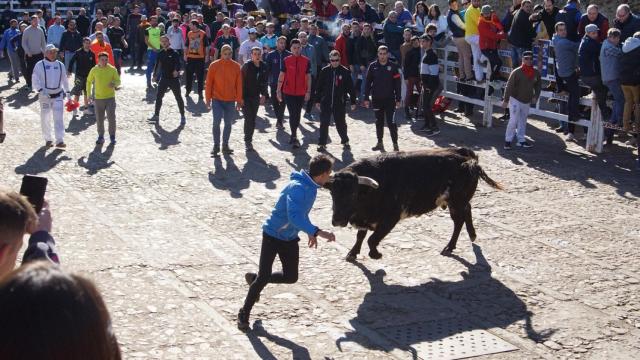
[507,9,536,48]
[59,30,82,53]
[540,7,559,39]
[354,35,377,68]
[364,60,402,102]
[315,64,356,107]
[241,60,269,101]
[578,36,601,77]
[153,48,181,79]
[76,14,90,37]
[403,47,420,78]
[22,231,60,265]
[619,45,640,86]
[68,48,95,78]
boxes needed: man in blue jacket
[238,154,336,331]
[0,19,21,83]
[265,36,291,129]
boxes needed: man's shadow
[245,320,311,360]
[77,144,115,175]
[336,244,554,356]
[242,150,280,190]
[150,121,184,150]
[14,148,71,175]
[66,112,96,136]
[209,155,249,198]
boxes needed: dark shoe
[275,122,284,130]
[304,112,315,121]
[55,142,66,148]
[423,129,434,136]
[96,137,104,145]
[211,145,220,157]
[392,143,399,151]
[185,90,191,97]
[371,142,384,151]
[237,308,250,332]
[45,141,53,148]
[222,145,234,154]
[504,141,512,150]
[342,141,351,150]
[292,138,301,149]
[245,142,255,152]
[517,141,533,148]
[109,135,116,145]
[317,144,327,152]
[0,133,5,143]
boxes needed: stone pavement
[1,66,639,360]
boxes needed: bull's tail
[463,157,503,190]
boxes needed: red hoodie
[334,33,349,67]
[478,14,506,50]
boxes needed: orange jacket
[478,15,506,51]
[90,40,115,66]
[205,58,243,104]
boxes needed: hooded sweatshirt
[263,171,320,241]
[599,38,621,83]
[619,37,640,86]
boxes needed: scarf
[521,63,535,80]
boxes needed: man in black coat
[315,50,357,152]
[241,47,269,152]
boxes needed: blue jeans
[511,47,528,68]
[604,79,624,125]
[63,51,75,72]
[212,100,236,147]
[351,65,367,101]
[112,48,122,74]
[146,49,158,82]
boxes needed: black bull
[324,148,502,261]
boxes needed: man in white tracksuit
[32,44,70,148]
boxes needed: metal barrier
[438,42,604,153]
[0,1,94,14]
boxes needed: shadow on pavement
[150,121,184,150]
[243,151,280,190]
[209,154,248,198]
[66,113,96,136]
[77,144,115,175]
[14,148,71,175]
[336,244,555,354]
[246,320,311,360]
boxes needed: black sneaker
[371,142,384,151]
[222,145,234,154]
[276,122,284,130]
[517,141,533,148]
[504,141,512,150]
[148,114,159,122]
[237,308,250,332]
[211,145,220,157]
[245,142,255,152]
[342,142,351,150]
[317,144,327,152]
[393,143,399,151]
[292,138,300,149]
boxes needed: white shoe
[565,133,575,142]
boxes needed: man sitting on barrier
[503,51,541,150]
[553,22,581,140]
[478,5,507,82]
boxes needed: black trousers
[185,58,205,94]
[285,94,304,139]
[243,97,260,143]
[270,84,286,124]
[25,52,43,87]
[304,75,316,113]
[421,75,440,129]
[319,103,348,145]
[135,41,147,68]
[559,72,580,133]
[242,233,299,314]
[17,49,27,82]
[581,75,609,116]
[481,49,502,81]
[154,77,185,116]
[373,97,398,144]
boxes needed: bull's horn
[357,176,379,189]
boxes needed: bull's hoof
[345,253,357,262]
[369,249,383,259]
[440,247,454,256]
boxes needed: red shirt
[334,34,349,67]
[282,55,310,96]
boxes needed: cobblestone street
[1,67,639,360]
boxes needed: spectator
[89,22,111,44]
[239,28,262,64]
[614,4,640,42]
[394,1,414,26]
[529,5,549,41]
[353,22,377,103]
[338,4,352,22]
[414,2,428,33]
[0,19,21,83]
[399,28,413,70]
[90,32,115,66]
[364,45,402,152]
[233,16,249,44]
[508,0,536,67]
[428,4,448,46]
[0,191,59,277]
[11,24,28,85]
[107,17,127,75]
[144,16,162,88]
[312,0,339,21]
[463,0,483,81]
[577,4,609,42]
[478,5,507,82]
[59,20,82,72]
[619,32,640,133]
[135,15,151,71]
[205,44,243,156]
[600,28,623,140]
[22,15,46,91]
[348,0,363,21]
[261,22,278,51]
[150,35,186,125]
[501,0,521,34]
[299,31,317,120]
[502,51,541,149]
[47,16,65,48]
[241,46,268,152]
[63,10,74,29]
[265,37,291,129]
[419,34,442,136]
[552,22,580,140]
[0,262,121,359]
[383,11,405,62]
[377,3,387,22]
[308,23,329,74]
[185,20,209,100]
[448,0,473,82]
[334,23,351,68]
[87,51,121,145]
[210,12,225,39]
[555,0,582,43]
[166,18,185,58]
[579,24,609,119]
[315,49,357,151]
[213,24,240,60]
[276,39,312,149]
[357,0,380,24]
[126,6,143,66]
[68,38,95,116]
[403,36,421,119]
[91,9,104,34]
[541,0,560,39]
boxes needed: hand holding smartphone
[19,175,48,214]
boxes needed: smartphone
[19,175,48,213]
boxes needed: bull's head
[324,171,379,227]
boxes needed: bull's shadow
[336,244,554,356]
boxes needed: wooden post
[586,94,603,153]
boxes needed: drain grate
[377,318,518,360]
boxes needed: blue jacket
[0,27,19,53]
[552,34,578,78]
[265,48,291,86]
[263,171,320,241]
[578,35,601,77]
[599,38,621,83]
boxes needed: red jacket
[478,15,506,50]
[312,0,339,19]
[334,34,349,67]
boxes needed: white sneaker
[565,133,575,142]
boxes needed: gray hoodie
[599,39,622,83]
[622,36,640,53]
[552,34,579,78]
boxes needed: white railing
[438,42,604,153]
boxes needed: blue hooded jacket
[263,170,320,241]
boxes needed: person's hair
[607,28,621,37]
[220,44,232,53]
[277,35,287,42]
[191,20,199,26]
[617,4,631,15]
[309,155,334,177]
[428,4,441,19]
[95,30,103,36]
[251,46,262,54]
[415,1,426,14]
[555,21,566,32]
[449,0,458,4]
[0,191,36,241]
[160,35,170,41]
[290,38,301,46]
[98,51,109,58]
[0,261,121,360]
[586,4,598,11]
[521,0,532,6]
[83,37,91,42]
[426,23,438,32]
[329,49,340,57]
[378,45,389,52]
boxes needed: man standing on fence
[502,51,541,149]
[553,22,581,141]
[22,15,46,92]
[464,0,483,82]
